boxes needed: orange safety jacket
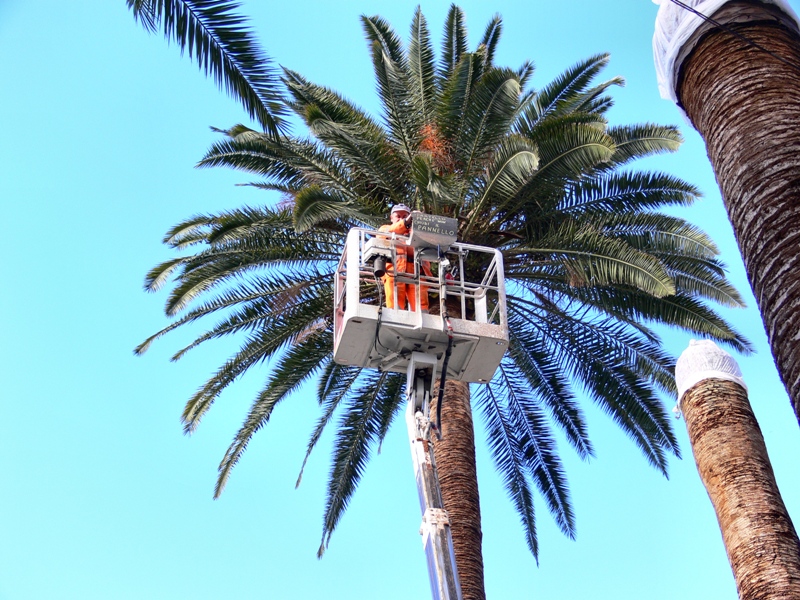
[378,220,431,311]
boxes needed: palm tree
[676,340,800,599]
[132,4,749,598]
[654,0,800,425]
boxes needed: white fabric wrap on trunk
[652,0,800,102]
[675,339,747,402]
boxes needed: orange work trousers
[382,252,429,311]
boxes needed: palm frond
[592,212,744,307]
[368,40,418,162]
[318,370,395,556]
[410,154,460,212]
[306,118,408,205]
[440,4,468,79]
[479,15,502,69]
[559,172,700,215]
[143,257,189,293]
[293,186,372,232]
[464,137,539,237]
[527,120,616,180]
[437,51,482,154]
[127,0,286,135]
[197,135,304,187]
[564,77,624,117]
[408,7,438,124]
[361,14,407,67]
[625,294,753,353]
[170,277,331,361]
[162,213,216,248]
[375,374,406,450]
[180,291,332,434]
[136,270,328,356]
[214,328,331,498]
[530,282,750,355]
[283,69,378,131]
[159,226,337,317]
[523,53,616,124]
[296,361,362,488]
[516,60,535,89]
[458,68,523,186]
[495,365,575,538]
[475,384,539,559]
[597,213,718,257]
[607,124,683,166]
[510,223,676,298]
[522,303,679,474]
[506,324,593,458]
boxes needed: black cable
[372,273,393,356]
[434,316,454,440]
[667,0,800,73]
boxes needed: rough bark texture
[431,379,485,600]
[677,0,800,424]
[681,378,800,599]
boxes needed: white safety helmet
[391,203,412,215]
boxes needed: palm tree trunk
[681,379,800,598]
[431,379,485,600]
[674,0,800,424]
[677,341,800,599]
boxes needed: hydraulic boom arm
[406,353,463,600]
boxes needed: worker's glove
[404,214,413,228]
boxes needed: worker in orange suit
[378,204,430,311]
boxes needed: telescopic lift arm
[405,352,463,600]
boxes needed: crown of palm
[137,5,749,560]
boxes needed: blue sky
[1,1,799,598]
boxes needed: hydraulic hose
[434,316,454,440]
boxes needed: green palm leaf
[438,51,482,152]
[598,213,718,258]
[459,68,523,185]
[293,186,371,232]
[510,223,676,297]
[464,137,539,236]
[283,70,381,132]
[215,327,332,498]
[506,323,593,459]
[408,7,438,123]
[143,257,190,293]
[560,171,700,215]
[306,118,408,205]
[439,4,468,79]
[368,40,418,162]
[476,383,539,559]
[479,15,502,69]
[318,370,403,556]
[495,364,575,538]
[361,14,407,66]
[607,124,684,166]
[525,303,678,473]
[527,120,616,179]
[197,135,304,186]
[523,53,620,124]
[410,153,459,212]
[127,0,286,136]
[180,290,332,434]
[296,361,362,488]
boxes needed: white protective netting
[675,339,747,401]
[653,0,800,102]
